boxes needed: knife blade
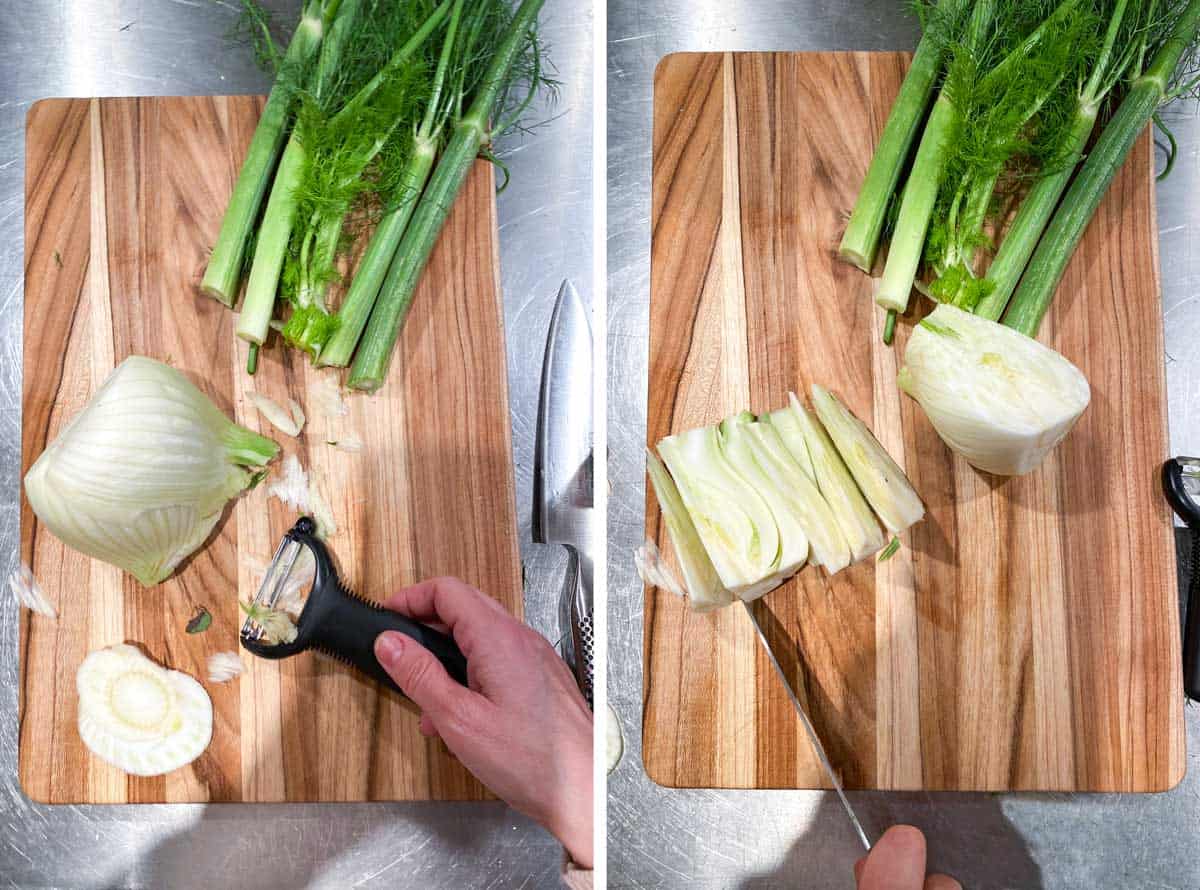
[742,601,872,851]
[533,280,594,707]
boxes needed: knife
[533,280,595,708]
[742,601,872,851]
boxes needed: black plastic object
[240,517,468,695]
[1162,459,1200,701]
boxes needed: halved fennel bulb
[24,356,279,586]
[811,385,924,535]
[657,425,781,601]
[77,644,212,776]
[773,395,884,563]
[898,304,1091,476]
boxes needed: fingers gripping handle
[313,589,469,696]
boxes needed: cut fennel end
[811,384,924,535]
[898,304,1090,476]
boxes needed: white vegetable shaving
[633,539,686,600]
[8,563,56,618]
[266,455,336,539]
[312,375,349,419]
[207,651,244,683]
[328,433,364,453]
[267,454,310,511]
[248,392,305,438]
[307,477,337,539]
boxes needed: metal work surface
[0,1,591,887]
[607,2,1200,888]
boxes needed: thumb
[375,631,469,718]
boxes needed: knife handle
[559,548,594,709]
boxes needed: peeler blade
[240,534,314,643]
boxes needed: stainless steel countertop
[0,2,592,888]
[606,2,1200,888]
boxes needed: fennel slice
[76,644,212,777]
[657,425,782,598]
[746,420,852,574]
[645,451,733,611]
[717,413,809,576]
[785,393,885,563]
[811,384,924,535]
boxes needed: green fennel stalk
[201,1,326,307]
[1004,0,1200,336]
[875,0,996,314]
[236,0,366,347]
[314,0,468,366]
[839,0,968,271]
[348,0,549,391]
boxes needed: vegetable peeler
[239,517,468,695]
[1162,458,1200,701]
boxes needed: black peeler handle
[252,517,469,697]
[310,590,469,695]
[1162,460,1200,701]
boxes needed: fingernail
[375,631,405,666]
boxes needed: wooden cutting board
[644,52,1184,792]
[19,97,521,803]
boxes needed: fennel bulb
[24,356,280,586]
[811,385,924,535]
[897,304,1090,476]
[657,426,782,601]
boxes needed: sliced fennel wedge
[24,356,279,586]
[777,394,885,563]
[811,385,924,535]
[745,420,852,573]
[718,412,808,578]
[76,644,212,776]
[897,304,1091,476]
[645,451,733,611]
[657,425,782,600]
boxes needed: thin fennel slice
[781,393,885,563]
[718,412,809,578]
[645,451,733,611]
[746,420,852,574]
[811,385,925,535]
[76,644,212,776]
[657,426,782,601]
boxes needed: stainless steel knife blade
[742,601,872,851]
[533,280,594,706]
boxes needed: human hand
[855,826,961,890]
[373,577,594,868]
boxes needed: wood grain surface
[644,52,1184,792]
[20,96,521,803]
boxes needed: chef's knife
[742,601,872,851]
[533,280,594,707]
